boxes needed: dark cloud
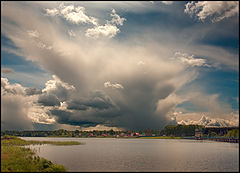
[67,102,88,110]
[49,80,178,130]
[67,90,115,110]
[38,94,60,106]
[50,109,98,127]
[25,87,42,95]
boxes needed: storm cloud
[1,2,238,130]
[67,90,115,110]
[25,87,42,95]
[38,94,60,106]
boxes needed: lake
[21,137,239,172]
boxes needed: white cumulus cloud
[178,114,239,127]
[174,51,209,67]
[45,8,59,16]
[45,3,98,25]
[85,24,120,39]
[1,77,26,95]
[86,9,125,39]
[104,81,124,89]
[110,9,126,26]
[28,105,56,124]
[184,1,239,23]
[42,75,75,102]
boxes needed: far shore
[19,136,239,143]
[20,136,184,139]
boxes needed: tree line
[1,125,239,138]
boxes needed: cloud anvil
[1,1,239,131]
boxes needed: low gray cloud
[67,102,88,110]
[67,95,114,110]
[38,94,60,106]
[50,109,99,127]
[25,87,42,95]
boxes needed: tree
[210,132,217,137]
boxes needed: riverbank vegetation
[224,129,239,138]
[161,125,204,137]
[1,135,81,146]
[1,135,81,172]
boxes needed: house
[89,133,94,137]
[120,133,125,137]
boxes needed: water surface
[22,137,239,172]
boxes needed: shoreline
[19,136,239,143]
[1,136,81,172]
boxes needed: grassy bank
[139,136,182,139]
[1,136,81,146]
[1,135,81,172]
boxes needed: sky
[1,1,239,131]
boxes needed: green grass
[138,136,182,139]
[1,135,82,172]
[1,145,66,172]
[1,135,81,146]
